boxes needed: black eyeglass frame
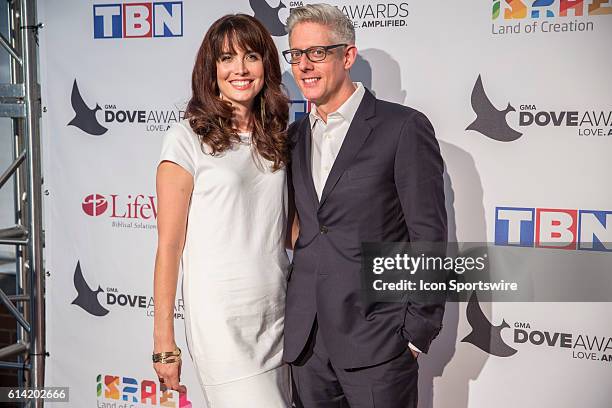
[282,43,348,64]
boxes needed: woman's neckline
[237,132,251,145]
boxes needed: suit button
[320,225,329,234]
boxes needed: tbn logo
[493,0,612,19]
[93,2,183,39]
[495,207,611,251]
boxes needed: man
[282,4,447,407]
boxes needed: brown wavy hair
[185,14,289,170]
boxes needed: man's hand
[410,348,419,359]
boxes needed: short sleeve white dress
[158,120,291,407]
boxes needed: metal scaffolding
[0,0,44,407]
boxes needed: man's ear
[344,45,358,70]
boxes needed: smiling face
[216,39,265,110]
[289,21,356,111]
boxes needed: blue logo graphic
[93,2,183,39]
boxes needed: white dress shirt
[308,82,422,356]
[309,82,365,199]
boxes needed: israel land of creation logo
[466,74,612,141]
[67,79,184,136]
[97,373,192,407]
[93,2,183,39]
[72,261,184,320]
[463,292,612,363]
[491,0,612,35]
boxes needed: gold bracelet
[156,355,181,364]
[152,347,181,364]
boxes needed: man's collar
[309,82,366,128]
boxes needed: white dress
[158,120,291,407]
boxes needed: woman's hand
[153,357,186,393]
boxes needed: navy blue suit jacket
[284,89,447,368]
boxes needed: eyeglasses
[282,44,347,65]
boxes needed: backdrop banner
[39,1,612,407]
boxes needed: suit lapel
[297,117,319,209]
[318,90,376,209]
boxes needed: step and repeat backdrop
[38,1,611,407]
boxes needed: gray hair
[286,3,355,45]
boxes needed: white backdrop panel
[39,1,612,407]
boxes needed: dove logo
[495,206,612,252]
[462,292,517,357]
[466,75,523,142]
[72,261,109,317]
[67,79,108,136]
[82,194,108,217]
[250,0,288,37]
[68,78,184,134]
[93,2,183,39]
[464,294,612,361]
[71,261,184,318]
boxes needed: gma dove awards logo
[249,0,412,35]
[466,74,612,141]
[67,79,184,135]
[71,261,185,320]
[463,292,612,363]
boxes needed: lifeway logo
[495,206,612,251]
[250,1,411,37]
[98,373,192,407]
[67,79,185,136]
[491,0,611,35]
[466,74,612,141]
[463,292,612,363]
[72,261,184,319]
[93,2,183,39]
[82,193,158,231]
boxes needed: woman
[152,14,291,407]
